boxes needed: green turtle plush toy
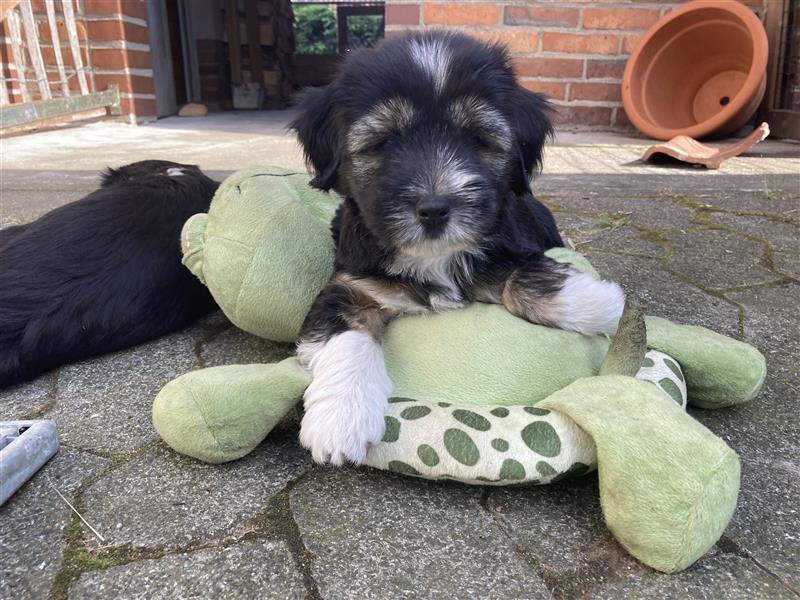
[153,167,765,573]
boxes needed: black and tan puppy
[290,31,625,465]
[0,160,218,388]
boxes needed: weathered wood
[244,0,264,85]
[0,85,120,129]
[19,0,52,100]
[225,0,242,84]
[5,9,31,103]
[60,0,88,95]
[44,0,70,96]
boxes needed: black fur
[0,160,219,389]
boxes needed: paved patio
[1,112,799,599]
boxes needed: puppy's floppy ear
[508,87,554,195]
[290,85,341,191]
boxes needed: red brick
[386,4,420,26]
[95,73,154,94]
[91,48,152,70]
[513,57,584,78]
[585,58,627,79]
[383,29,416,39]
[615,107,635,129]
[622,34,643,54]
[87,19,150,44]
[120,96,156,117]
[555,105,614,126]
[519,79,567,101]
[542,32,618,55]
[84,0,148,19]
[504,6,579,28]
[423,3,501,26]
[40,45,90,68]
[38,19,88,42]
[570,82,622,102]
[467,30,538,53]
[583,7,660,31]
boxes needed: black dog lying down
[0,160,219,389]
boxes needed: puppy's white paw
[299,390,388,465]
[297,330,392,465]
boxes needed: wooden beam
[44,0,70,97]
[0,85,120,130]
[61,0,89,95]
[19,0,52,100]
[5,9,31,103]
[225,0,242,84]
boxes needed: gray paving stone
[200,326,295,367]
[666,229,778,290]
[722,460,800,590]
[48,329,203,453]
[0,372,56,420]
[290,468,552,599]
[488,476,650,596]
[0,448,107,600]
[589,554,795,600]
[708,214,800,254]
[581,252,740,338]
[68,540,305,600]
[80,436,308,550]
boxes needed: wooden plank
[0,77,9,106]
[5,9,31,103]
[225,0,242,84]
[0,84,120,129]
[761,0,790,112]
[61,0,88,95]
[244,0,263,85]
[44,0,70,97]
[766,109,800,141]
[19,0,52,100]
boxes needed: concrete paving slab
[68,540,305,600]
[0,448,107,600]
[290,468,553,599]
[79,438,308,550]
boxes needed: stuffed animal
[154,167,765,573]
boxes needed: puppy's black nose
[417,196,450,225]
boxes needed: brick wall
[1,0,156,122]
[385,0,767,130]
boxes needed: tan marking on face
[347,97,416,155]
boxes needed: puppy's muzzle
[416,195,450,233]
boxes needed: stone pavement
[1,113,799,599]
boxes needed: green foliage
[294,4,337,54]
[347,15,383,48]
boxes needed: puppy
[290,31,625,465]
[0,160,219,389]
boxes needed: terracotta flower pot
[622,1,768,140]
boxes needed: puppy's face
[291,32,552,257]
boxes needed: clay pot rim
[622,0,768,140]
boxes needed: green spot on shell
[536,461,557,476]
[642,357,655,367]
[524,407,550,416]
[663,358,684,382]
[443,429,480,466]
[388,397,415,403]
[521,421,561,457]
[499,458,526,480]
[658,378,684,404]
[382,416,400,443]
[491,438,509,452]
[490,407,509,418]
[438,402,451,408]
[417,444,439,467]
[400,405,432,420]
[452,409,491,431]
[388,461,420,476]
